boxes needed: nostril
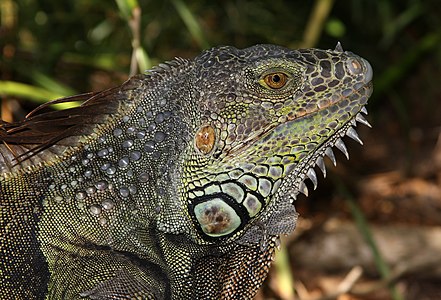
[346,57,373,84]
[346,58,363,75]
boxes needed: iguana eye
[261,72,289,89]
[195,125,216,155]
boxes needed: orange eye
[195,125,216,155]
[263,72,288,89]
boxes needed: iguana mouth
[290,106,370,202]
[276,87,373,205]
[236,77,373,206]
[226,81,372,160]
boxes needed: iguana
[0,43,372,299]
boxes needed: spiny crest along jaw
[280,106,372,204]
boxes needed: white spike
[325,147,337,166]
[307,168,318,190]
[299,181,309,197]
[316,156,326,178]
[356,113,372,128]
[291,194,297,202]
[335,42,344,52]
[361,107,368,115]
[346,127,363,145]
[335,138,349,159]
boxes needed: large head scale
[181,44,373,243]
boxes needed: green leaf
[325,18,346,38]
[0,81,79,109]
[115,0,139,20]
[31,71,77,97]
[135,47,151,72]
[171,0,210,49]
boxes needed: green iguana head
[182,43,373,243]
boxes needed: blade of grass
[335,179,404,300]
[31,70,77,96]
[273,241,296,300]
[134,46,150,73]
[0,81,65,102]
[0,81,79,109]
[298,0,335,48]
[115,0,138,20]
[61,52,127,71]
[171,0,210,49]
[373,31,441,97]
[128,5,151,75]
[115,0,151,75]
[380,2,423,48]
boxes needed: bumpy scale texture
[0,44,373,299]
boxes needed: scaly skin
[0,44,372,299]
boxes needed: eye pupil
[262,72,288,89]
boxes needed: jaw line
[225,124,276,158]
[224,82,373,159]
[273,104,370,205]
